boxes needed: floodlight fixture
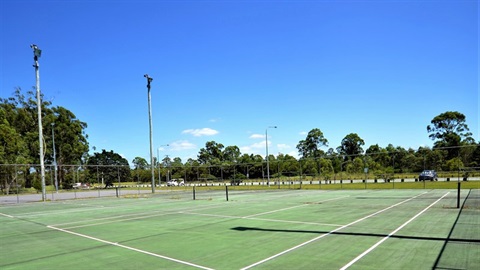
[144,74,153,89]
[31,44,42,59]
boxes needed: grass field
[1,188,479,269]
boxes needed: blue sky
[1,0,478,164]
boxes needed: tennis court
[1,188,478,269]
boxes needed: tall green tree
[427,111,474,159]
[337,133,365,159]
[198,141,224,164]
[1,88,89,188]
[132,157,148,170]
[296,128,328,159]
[0,106,29,193]
[48,106,89,186]
[86,150,130,187]
[0,88,51,187]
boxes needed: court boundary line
[339,191,450,270]
[0,212,14,218]
[47,225,214,270]
[240,191,429,270]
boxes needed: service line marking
[242,196,350,218]
[241,191,429,270]
[180,211,343,227]
[47,225,214,270]
[340,191,450,270]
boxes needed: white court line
[49,212,160,227]
[50,201,228,228]
[47,225,214,270]
[242,196,350,218]
[0,212,14,218]
[340,191,450,270]
[240,191,428,270]
[180,211,343,227]
[248,217,343,227]
[14,206,112,218]
[58,212,178,230]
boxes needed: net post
[193,185,196,200]
[457,182,461,208]
[226,186,229,201]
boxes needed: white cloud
[277,144,291,151]
[287,150,300,159]
[182,128,219,137]
[168,140,197,151]
[239,141,268,157]
[209,118,221,123]
[249,133,265,139]
[299,131,307,135]
[251,141,267,149]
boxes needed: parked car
[166,180,178,186]
[419,170,438,181]
[167,179,185,186]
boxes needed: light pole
[265,126,277,186]
[144,74,155,193]
[157,144,169,186]
[31,44,46,201]
[165,155,171,184]
[51,123,58,192]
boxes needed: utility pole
[144,74,155,193]
[31,44,46,201]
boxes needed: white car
[167,179,185,186]
[167,180,178,186]
[73,182,83,189]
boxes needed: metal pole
[144,74,155,193]
[51,123,58,192]
[266,129,269,186]
[457,182,461,209]
[31,44,46,201]
[157,148,161,187]
[265,126,277,186]
[166,154,170,183]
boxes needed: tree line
[1,88,479,192]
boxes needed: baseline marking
[340,191,450,270]
[47,225,214,270]
[241,191,428,270]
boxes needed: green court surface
[1,188,478,269]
